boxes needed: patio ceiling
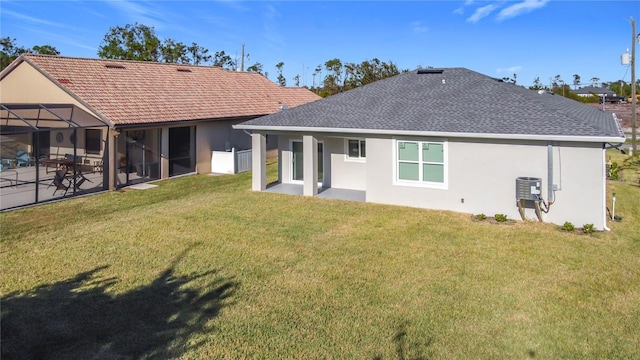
[0,104,108,134]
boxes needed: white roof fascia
[233,124,626,144]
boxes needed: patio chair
[50,169,71,196]
[15,150,34,167]
[94,160,103,174]
[0,167,18,188]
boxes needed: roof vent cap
[177,68,192,72]
[417,68,444,74]
[104,63,125,69]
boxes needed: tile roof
[237,68,624,141]
[11,54,320,126]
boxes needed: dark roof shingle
[237,68,623,140]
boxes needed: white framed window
[346,139,366,160]
[395,140,447,188]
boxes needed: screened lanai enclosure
[0,104,110,210]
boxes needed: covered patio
[265,183,366,202]
[0,104,111,210]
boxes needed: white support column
[106,129,117,190]
[252,133,267,191]
[303,135,318,196]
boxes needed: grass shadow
[1,251,237,359]
[373,321,435,360]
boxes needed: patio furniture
[1,158,15,169]
[64,154,83,163]
[78,162,94,174]
[94,160,103,174]
[0,169,18,188]
[15,150,34,167]
[49,169,71,196]
[70,172,92,191]
[41,158,74,174]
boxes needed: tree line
[0,37,60,69]
[2,23,633,99]
[525,74,638,103]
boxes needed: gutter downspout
[602,147,611,231]
[547,143,554,204]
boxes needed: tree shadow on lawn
[373,320,435,360]
[1,252,237,360]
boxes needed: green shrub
[494,214,507,223]
[561,221,575,232]
[475,213,486,221]
[582,224,595,234]
[608,162,620,180]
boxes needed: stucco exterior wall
[365,137,606,229]
[0,62,98,118]
[327,137,367,191]
[276,135,286,184]
[196,120,267,174]
[277,135,366,190]
[278,135,296,185]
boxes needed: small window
[85,129,102,154]
[347,139,366,159]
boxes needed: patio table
[40,159,75,174]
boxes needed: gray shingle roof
[574,86,615,96]
[236,68,624,141]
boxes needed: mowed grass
[1,155,639,359]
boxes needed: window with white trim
[346,139,366,159]
[396,140,445,184]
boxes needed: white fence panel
[211,149,252,174]
[211,150,235,174]
[236,149,252,173]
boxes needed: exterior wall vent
[417,68,444,74]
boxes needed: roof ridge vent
[177,68,192,72]
[417,68,444,74]
[104,63,126,69]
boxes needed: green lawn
[1,154,639,359]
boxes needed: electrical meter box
[516,177,542,201]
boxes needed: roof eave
[233,124,626,144]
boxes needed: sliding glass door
[116,129,160,187]
[169,126,195,176]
